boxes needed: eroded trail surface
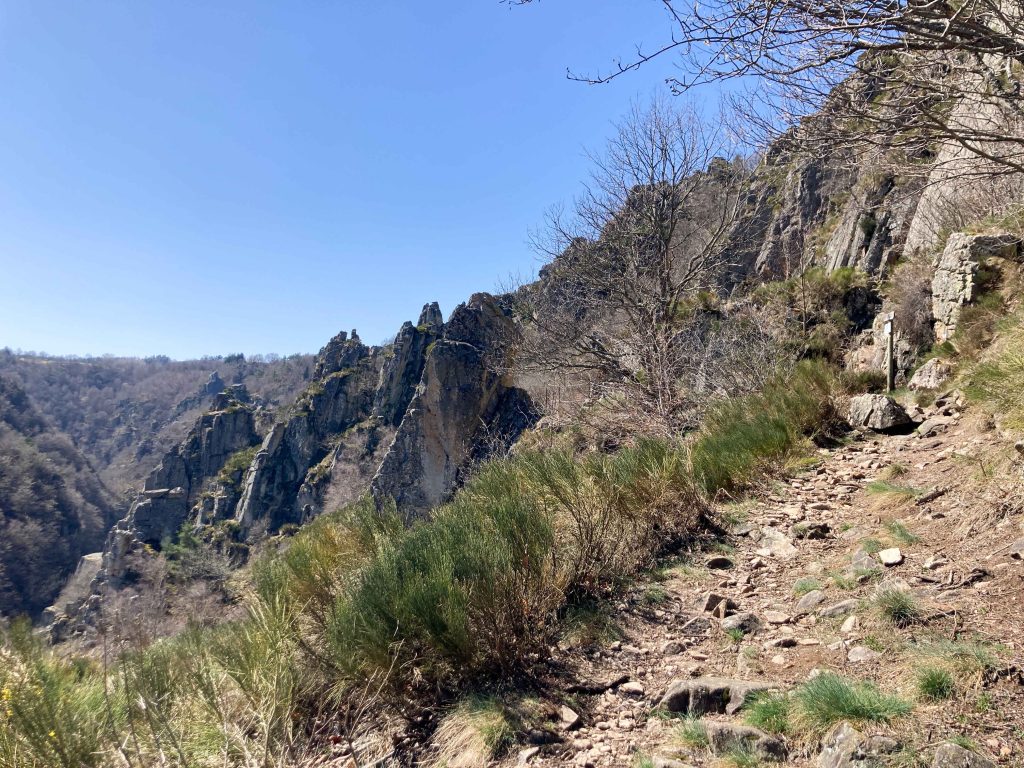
[507,404,1024,767]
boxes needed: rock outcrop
[97,390,260,587]
[371,302,442,426]
[932,232,1022,342]
[371,294,536,520]
[235,335,380,534]
[909,358,953,391]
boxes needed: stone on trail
[819,599,860,618]
[794,589,826,616]
[847,645,881,663]
[1009,538,1024,561]
[704,721,787,761]
[720,612,761,634]
[848,394,912,432]
[659,676,777,715]
[754,527,799,559]
[559,705,581,731]
[878,547,904,566]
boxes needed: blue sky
[0,1,688,358]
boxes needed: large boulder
[932,232,1021,342]
[848,394,911,432]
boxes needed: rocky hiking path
[503,399,1024,768]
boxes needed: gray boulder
[704,722,786,761]
[848,394,911,432]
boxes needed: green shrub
[792,673,911,732]
[322,439,699,684]
[0,622,112,768]
[690,359,840,495]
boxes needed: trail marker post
[883,312,895,392]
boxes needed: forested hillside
[0,376,117,616]
[0,350,314,495]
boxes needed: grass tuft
[743,691,791,735]
[792,673,911,733]
[884,520,920,545]
[675,716,709,748]
[874,587,924,627]
[915,666,955,701]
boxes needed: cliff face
[727,143,924,284]
[371,294,536,520]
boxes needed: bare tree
[511,100,782,435]
[513,1,1024,177]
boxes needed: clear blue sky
[0,1,688,358]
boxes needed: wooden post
[884,311,895,392]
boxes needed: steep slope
[0,376,118,617]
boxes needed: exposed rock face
[235,338,379,533]
[371,294,537,520]
[909,358,953,391]
[848,394,911,432]
[372,303,442,426]
[932,232,1022,342]
[727,143,920,283]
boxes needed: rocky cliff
[371,294,536,520]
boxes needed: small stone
[517,746,541,765]
[847,645,881,663]
[794,589,826,616]
[763,611,791,624]
[878,548,904,566]
[619,681,645,697]
[818,599,860,618]
[931,742,996,768]
[1008,538,1024,561]
[840,615,859,634]
[699,591,735,613]
[560,705,581,731]
[661,640,684,656]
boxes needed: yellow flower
[48,730,56,739]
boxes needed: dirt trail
[505,403,1024,767]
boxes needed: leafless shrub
[511,99,768,435]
